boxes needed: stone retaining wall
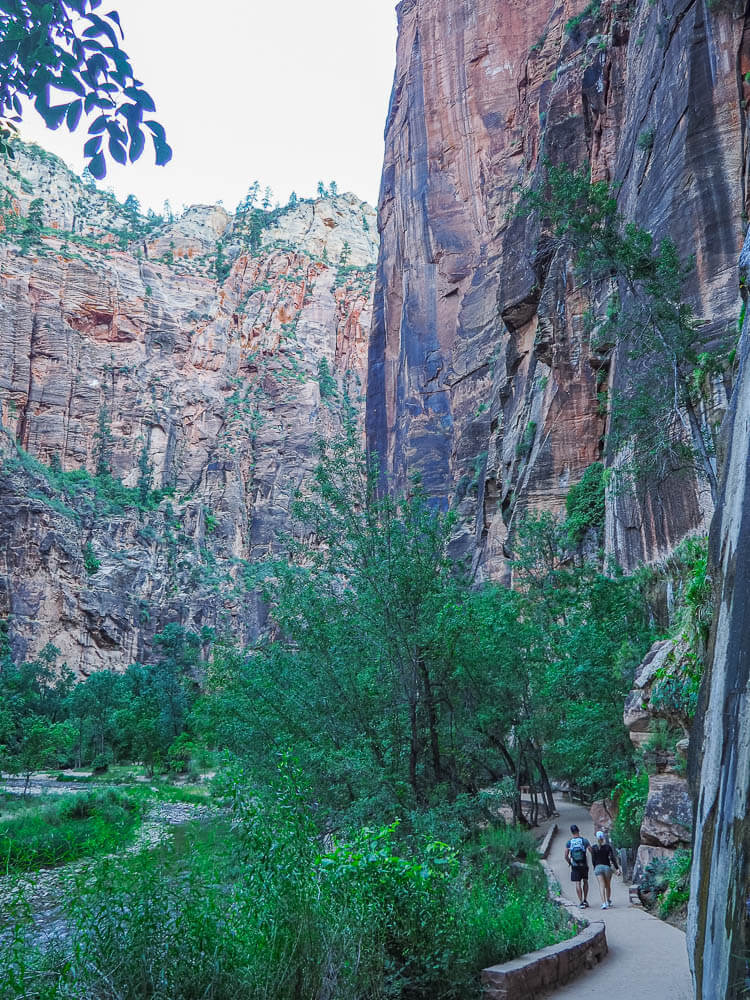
[481,921,608,999]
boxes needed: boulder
[624,639,678,744]
[640,774,692,848]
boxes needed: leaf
[124,86,156,113]
[41,102,69,130]
[108,135,127,165]
[106,10,124,38]
[82,13,120,49]
[83,135,102,157]
[145,120,166,142]
[87,150,106,180]
[153,138,173,167]
[88,114,108,134]
[128,126,145,163]
[66,99,83,131]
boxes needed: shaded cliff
[0,143,376,674]
[368,0,745,577]
[687,226,750,1000]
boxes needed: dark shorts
[570,865,589,882]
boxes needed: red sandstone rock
[0,145,376,674]
[368,0,744,577]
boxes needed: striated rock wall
[368,0,746,577]
[0,144,377,675]
[687,226,750,1000]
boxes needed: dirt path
[542,799,693,999]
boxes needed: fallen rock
[640,774,692,848]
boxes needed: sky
[18,2,398,214]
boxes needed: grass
[0,789,143,873]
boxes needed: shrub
[83,541,100,575]
[564,0,601,34]
[640,849,691,918]
[637,127,655,151]
[13,764,569,1000]
[565,461,606,543]
[611,772,648,849]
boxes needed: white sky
[18,2,398,214]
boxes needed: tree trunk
[417,658,442,787]
[408,699,420,804]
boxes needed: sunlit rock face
[687,227,750,1000]
[368,0,744,578]
[0,144,376,675]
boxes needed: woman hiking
[591,829,620,908]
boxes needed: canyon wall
[368,0,746,578]
[687,225,750,1000]
[0,144,376,675]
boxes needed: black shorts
[570,865,589,882]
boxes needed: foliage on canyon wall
[517,165,731,501]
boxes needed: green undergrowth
[610,772,648,849]
[639,849,692,919]
[565,461,606,543]
[2,437,175,519]
[0,789,143,873]
[2,770,574,1000]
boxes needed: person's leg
[582,875,589,905]
[596,871,607,905]
[574,876,583,903]
[603,871,613,904]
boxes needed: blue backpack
[569,837,587,866]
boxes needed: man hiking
[565,823,591,908]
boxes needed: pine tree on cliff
[93,407,114,478]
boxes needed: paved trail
[543,799,693,999]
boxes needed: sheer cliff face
[0,145,376,674]
[368,0,746,576]
[687,228,750,1000]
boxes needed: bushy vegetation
[2,763,572,1000]
[0,429,659,993]
[1,430,652,820]
[610,772,649,849]
[3,434,173,519]
[0,788,142,872]
[639,849,692,919]
[565,461,606,543]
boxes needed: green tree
[136,439,152,504]
[510,512,652,797]
[20,195,44,251]
[93,405,113,476]
[0,1,171,175]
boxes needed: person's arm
[610,845,620,872]
[564,845,571,866]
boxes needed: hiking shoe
[601,903,607,909]
[581,900,589,908]
[606,901,613,908]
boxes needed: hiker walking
[564,824,591,908]
[591,829,620,909]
